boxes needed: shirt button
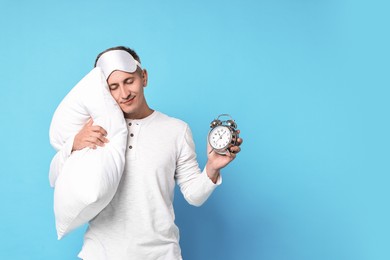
[129,145,133,149]
[130,133,134,137]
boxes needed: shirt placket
[126,121,141,160]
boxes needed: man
[63,46,242,259]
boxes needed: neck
[124,106,154,120]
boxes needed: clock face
[208,125,232,150]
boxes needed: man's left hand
[206,130,243,183]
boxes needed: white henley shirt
[50,111,221,260]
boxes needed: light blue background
[1,0,389,259]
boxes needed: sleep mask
[96,50,142,80]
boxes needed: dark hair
[94,46,141,67]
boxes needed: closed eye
[109,84,119,91]
[125,79,134,85]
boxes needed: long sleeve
[175,126,222,207]
[49,134,75,187]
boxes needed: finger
[86,118,94,126]
[90,133,109,144]
[91,145,97,149]
[226,149,237,158]
[87,136,106,147]
[91,125,108,137]
[91,131,109,143]
[229,146,241,154]
[236,138,243,146]
[87,143,97,149]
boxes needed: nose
[119,84,131,100]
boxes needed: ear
[142,69,148,87]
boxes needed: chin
[119,104,132,112]
[121,109,133,115]
[122,107,138,115]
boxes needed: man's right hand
[72,119,109,152]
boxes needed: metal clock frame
[208,114,239,155]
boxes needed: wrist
[206,162,220,184]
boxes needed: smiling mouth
[121,96,135,104]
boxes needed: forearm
[178,167,221,206]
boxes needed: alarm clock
[208,114,239,155]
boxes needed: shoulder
[148,111,192,146]
[153,111,189,130]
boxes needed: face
[209,125,232,150]
[107,69,149,119]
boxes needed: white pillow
[49,67,127,239]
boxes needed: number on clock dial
[210,126,232,149]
